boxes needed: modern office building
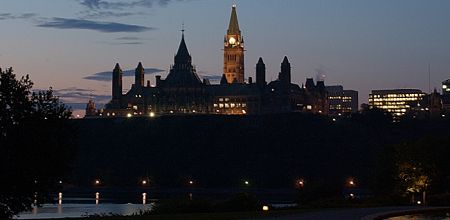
[368,89,426,117]
[326,85,358,116]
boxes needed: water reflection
[95,192,100,205]
[142,193,147,205]
[58,192,62,205]
[17,203,152,219]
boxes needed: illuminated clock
[228,37,236,45]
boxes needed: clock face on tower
[228,37,236,45]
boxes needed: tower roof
[282,56,290,65]
[114,63,121,70]
[165,32,202,86]
[257,57,264,64]
[136,62,144,71]
[227,5,241,35]
[175,33,191,63]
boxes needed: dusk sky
[1,0,450,114]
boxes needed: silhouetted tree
[0,67,74,219]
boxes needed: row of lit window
[371,102,407,106]
[377,105,410,109]
[371,98,420,102]
[385,109,407,113]
[214,103,247,108]
[329,96,353,100]
[371,93,423,98]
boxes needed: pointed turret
[165,32,202,86]
[256,57,266,89]
[135,62,145,88]
[112,63,123,102]
[175,33,191,64]
[279,56,291,85]
[227,5,241,35]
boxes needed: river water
[16,203,153,219]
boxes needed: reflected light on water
[58,192,63,205]
[17,203,153,219]
[95,192,100,205]
[142,193,147,205]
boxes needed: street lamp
[347,178,355,187]
[297,179,305,188]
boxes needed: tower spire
[227,5,241,35]
[175,29,191,64]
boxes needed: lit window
[219,103,224,108]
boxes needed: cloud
[37,17,154,33]
[32,87,110,110]
[52,87,111,105]
[117,42,144,45]
[80,11,135,19]
[111,36,145,45]
[116,36,141,40]
[0,13,37,20]
[84,67,165,81]
[79,0,176,10]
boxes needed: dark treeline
[70,113,450,197]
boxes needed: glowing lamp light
[244,180,249,185]
[189,180,194,185]
[262,205,269,211]
[417,201,422,205]
[94,179,101,185]
[142,180,147,185]
[126,113,132,118]
[149,112,155,117]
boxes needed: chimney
[248,77,253,84]
[147,80,151,87]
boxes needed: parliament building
[97,6,328,117]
